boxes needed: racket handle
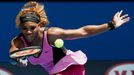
[21,56,27,60]
[9,57,27,66]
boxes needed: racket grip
[20,57,28,62]
[21,56,27,60]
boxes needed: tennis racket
[10,46,41,59]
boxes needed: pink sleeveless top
[20,31,87,74]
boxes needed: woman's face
[20,21,39,42]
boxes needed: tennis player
[9,1,130,75]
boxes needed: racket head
[10,46,41,59]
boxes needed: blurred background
[0,1,133,75]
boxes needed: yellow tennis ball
[54,39,64,48]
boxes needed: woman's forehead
[24,21,38,25]
[21,22,38,27]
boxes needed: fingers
[118,10,123,17]
[20,59,28,66]
[113,10,130,27]
[114,11,119,18]
[17,58,28,67]
[114,10,123,18]
[122,17,130,24]
[121,14,128,20]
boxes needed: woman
[9,1,130,75]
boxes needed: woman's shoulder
[11,33,24,48]
[40,27,58,35]
[12,33,22,41]
[47,27,64,35]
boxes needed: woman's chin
[27,38,34,42]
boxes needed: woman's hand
[16,57,28,67]
[112,10,130,28]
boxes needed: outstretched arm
[48,10,130,40]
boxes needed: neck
[29,30,44,47]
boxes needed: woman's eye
[30,26,36,30]
[22,27,27,30]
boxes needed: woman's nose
[27,30,32,34]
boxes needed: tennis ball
[54,39,64,48]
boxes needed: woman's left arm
[48,10,130,40]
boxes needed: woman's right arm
[9,37,28,67]
[9,37,19,53]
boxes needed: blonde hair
[16,1,49,28]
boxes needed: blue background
[0,2,134,62]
